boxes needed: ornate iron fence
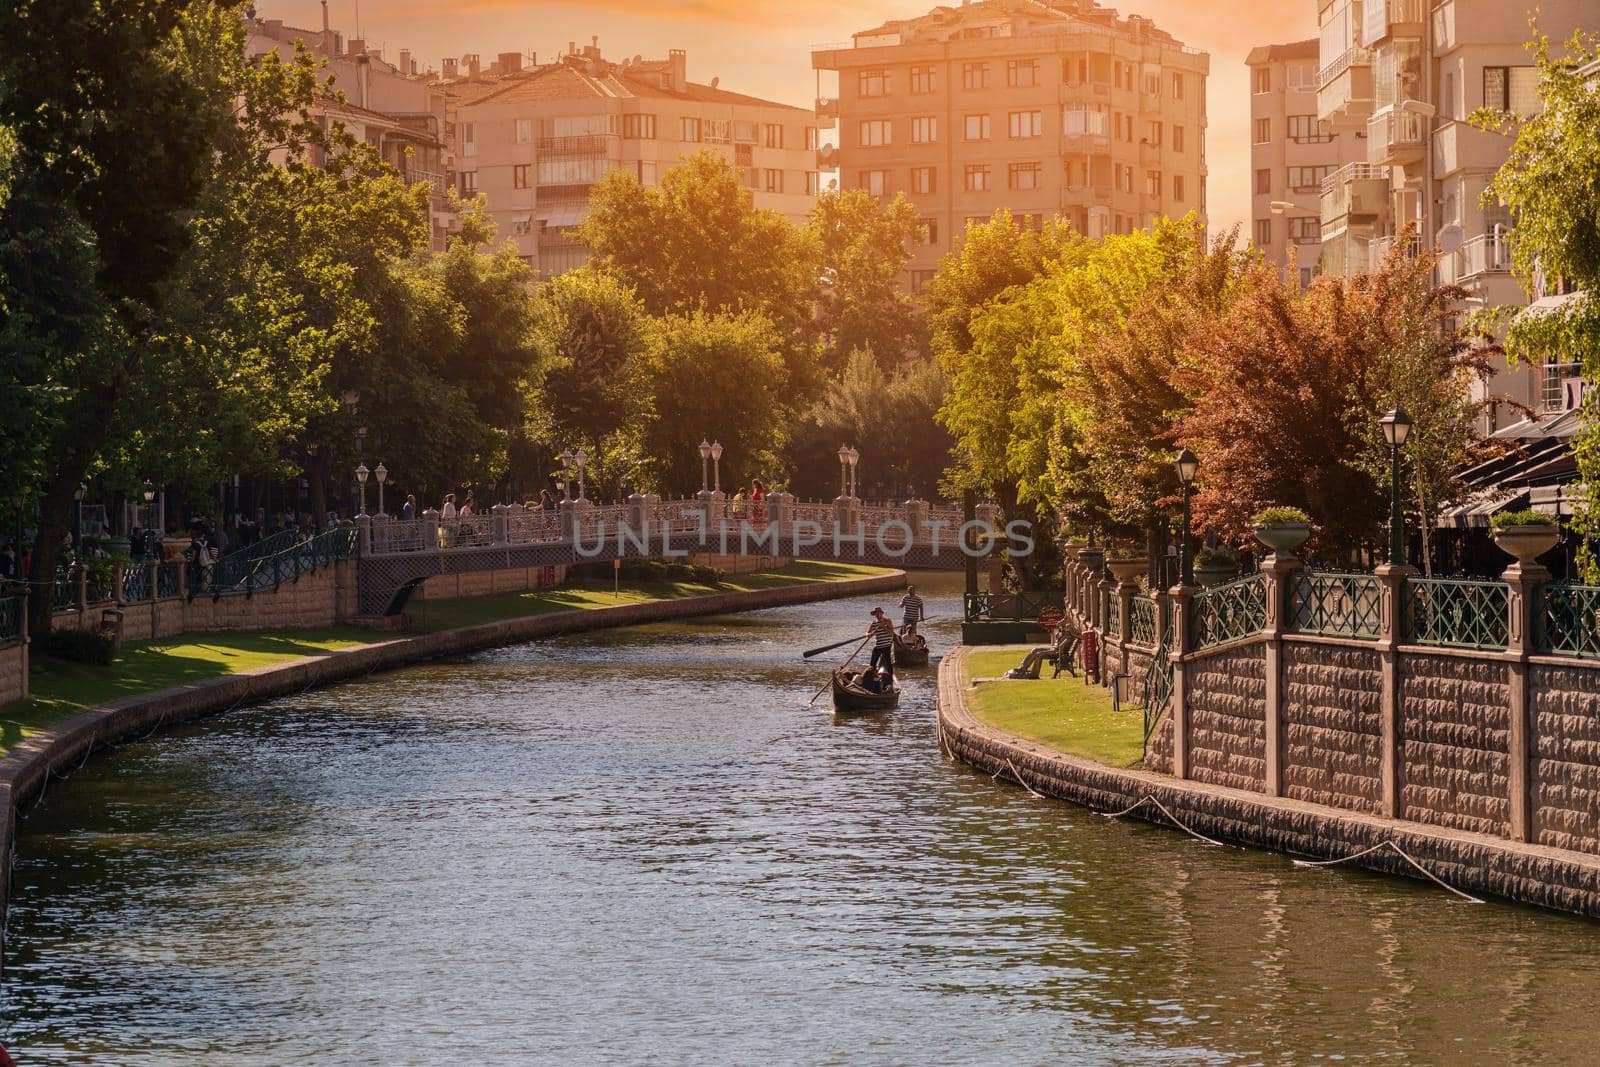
[85,566,116,605]
[1189,573,1270,649]
[962,590,1064,623]
[1404,577,1509,650]
[1127,595,1158,649]
[52,568,79,612]
[1291,571,1382,639]
[120,564,153,604]
[0,595,19,644]
[1142,627,1174,749]
[156,560,182,599]
[1539,582,1600,659]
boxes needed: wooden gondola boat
[831,669,900,713]
[891,631,930,668]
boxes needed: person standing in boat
[899,586,924,636]
[867,608,896,679]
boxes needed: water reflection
[4,572,1600,1064]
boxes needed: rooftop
[449,51,806,113]
[837,0,1193,52]
[1245,39,1320,66]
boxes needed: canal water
[5,574,1600,1064]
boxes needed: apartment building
[1312,0,1598,428]
[1246,40,1363,288]
[246,12,456,249]
[813,0,1209,292]
[447,44,820,273]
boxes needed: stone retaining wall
[0,568,906,951]
[411,564,567,601]
[1186,644,1267,793]
[1281,640,1383,814]
[0,644,24,706]
[1398,651,1511,837]
[939,647,1600,919]
[1530,660,1600,853]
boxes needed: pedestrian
[441,493,457,521]
[402,495,416,521]
[899,584,924,635]
[460,494,476,519]
[0,543,14,581]
[750,478,767,524]
[539,489,557,512]
[866,607,895,679]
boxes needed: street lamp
[355,463,370,517]
[710,440,723,495]
[845,447,860,499]
[574,449,588,501]
[1175,448,1198,586]
[559,449,574,503]
[699,439,713,494]
[374,462,388,516]
[837,444,850,500]
[1380,408,1414,567]
[73,481,86,555]
[356,424,368,458]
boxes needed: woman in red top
[749,478,767,525]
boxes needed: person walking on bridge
[867,607,896,679]
[899,585,924,635]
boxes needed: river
[4,574,1600,1064]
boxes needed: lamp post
[699,440,712,495]
[354,463,370,517]
[1380,408,1414,567]
[559,449,574,503]
[73,481,86,556]
[845,447,860,499]
[1174,448,1199,586]
[710,440,723,495]
[574,449,588,501]
[374,463,388,517]
[836,444,850,500]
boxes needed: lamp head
[306,442,319,457]
[560,449,574,468]
[1380,408,1413,447]
[574,449,588,469]
[355,463,369,484]
[374,462,388,484]
[1174,448,1199,486]
[356,425,368,441]
[837,444,849,464]
[846,447,859,468]
[699,439,712,460]
[710,441,723,462]
[142,480,156,504]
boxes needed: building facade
[814,0,1209,292]
[1246,40,1363,288]
[446,45,819,273]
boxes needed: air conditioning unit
[1565,377,1587,411]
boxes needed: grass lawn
[961,647,1147,769]
[0,560,898,754]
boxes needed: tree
[529,268,650,448]
[810,189,925,372]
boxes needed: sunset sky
[260,0,1318,236]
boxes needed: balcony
[537,133,617,155]
[1320,163,1389,225]
[1368,105,1426,165]
[1362,0,1425,46]
[1457,233,1511,280]
[1317,47,1374,129]
[814,97,838,131]
[1319,228,1373,279]
[817,144,839,169]
[1369,233,1421,264]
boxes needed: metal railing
[1127,595,1158,649]
[963,590,1064,623]
[1190,573,1270,650]
[156,560,182,599]
[0,595,19,644]
[1457,233,1510,279]
[1317,46,1371,90]
[1404,577,1509,650]
[1142,627,1174,748]
[1539,583,1600,660]
[1292,571,1382,640]
[52,569,79,612]
[1321,162,1386,196]
[120,564,153,604]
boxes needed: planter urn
[1193,561,1236,588]
[1105,557,1148,584]
[1253,521,1312,555]
[1492,523,1559,567]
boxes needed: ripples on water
[5,574,1600,1064]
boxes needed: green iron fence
[1142,627,1174,750]
[1127,594,1158,649]
[51,568,79,612]
[195,525,358,601]
[962,590,1064,623]
[1539,582,1600,659]
[1404,577,1509,650]
[0,595,19,644]
[1189,573,1270,649]
[1291,571,1382,639]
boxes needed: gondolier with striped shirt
[899,586,924,635]
[867,608,896,677]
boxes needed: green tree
[810,189,925,372]
[529,268,650,448]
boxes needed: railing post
[421,507,441,551]
[75,563,87,614]
[354,513,372,556]
[1168,582,1199,780]
[1503,559,1547,843]
[112,562,125,605]
[1259,549,1304,798]
[1116,577,1136,669]
[490,503,510,545]
[1374,562,1416,818]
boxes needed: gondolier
[899,586,924,634]
[867,608,896,677]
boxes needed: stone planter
[1492,524,1559,566]
[1105,558,1148,584]
[1253,522,1311,555]
[1194,561,1236,588]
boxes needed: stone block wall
[1530,661,1600,853]
[1281,641,1383,814]
[0,643,24,705]
[412,564,566,601]
[1398,652,1511,837]
[1186,644,1268,793]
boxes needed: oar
[898,616,936,635]
[808,633,871,706]
[802,633,868,659]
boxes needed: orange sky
[260,0,1317,236]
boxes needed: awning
[1437,488,1528,530]
[1520,289,1586,317]
[535,204,585,229]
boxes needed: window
[1145,169,1161,196]
[703,119,731,144]
[1173,174,1185,202]
[962,63,989,90]
[626,160,657,185]
[1287,61,1315,90]
[911,116,938,144]
[1288,164,1331,190]
[805,127,819,151]
[1171,125,1184,152]
[1253,117,1271,144]
[1288,216,1319,242]
[462,122,477,157]
[963,114,991,141]
[681,116,702,142]
[1253,218,1271,246]
[1009,161,1042,190]
[515,118,533,143]
[1171,72,1184,99]
[514,164,530,189]
[1008,111,1042,139]
[458,170,477,195]
[963,164,990,191]
[1118,164,1133,193]
[765,168,784,193]
[919,218,939,245]
[622,113,656,139]
[1144,72,1160,96]
[860,169,889,196]
[1252,67,1271,94]
[1288,115,1333,143]
[512,215,532,236]
[911,166,937,194]
[764,123,784,149]
[1146,120,1163,145]
[909,269,936,294]
[858,69,889,97]
[1016,213,1043,231]
[1299,266,1314,290]
[1006,59,1038,87]
[805,171,820,196]
[910,66,937,94]
[1255,168,1271,195]
[859,119,892,147]
[1483,66,1539,115]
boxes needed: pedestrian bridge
[354,494,993,615]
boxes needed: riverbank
[938,646,1600,919]
[0,564,906,947]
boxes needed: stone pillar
[628,492,648,531]
[17,588,29,699]
[112,562,125,606]
[904,499,928,548]
[1116,577,1136,667]
[1168,582,1199,780]
[490,503,510,544]
[1258,550,1304,797]
[1154,588,1171,647]
[1098,577,1113,638]
[354,513,372,556]
[770,491,794,532]
[420,507,441,551]
[1374,562,1416,818]
[1503,560,1547,843]
[75,563,87,614]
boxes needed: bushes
[35,628,117,666]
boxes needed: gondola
[891,630,930,668]
[831,668,900,713]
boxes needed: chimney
[400,48,412,75]
[443,56,458,79]
[498,51,522,73]
[349,38,366,56]
[668,48,687,93]
[466,53,481,77]
[356,52,371,108]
